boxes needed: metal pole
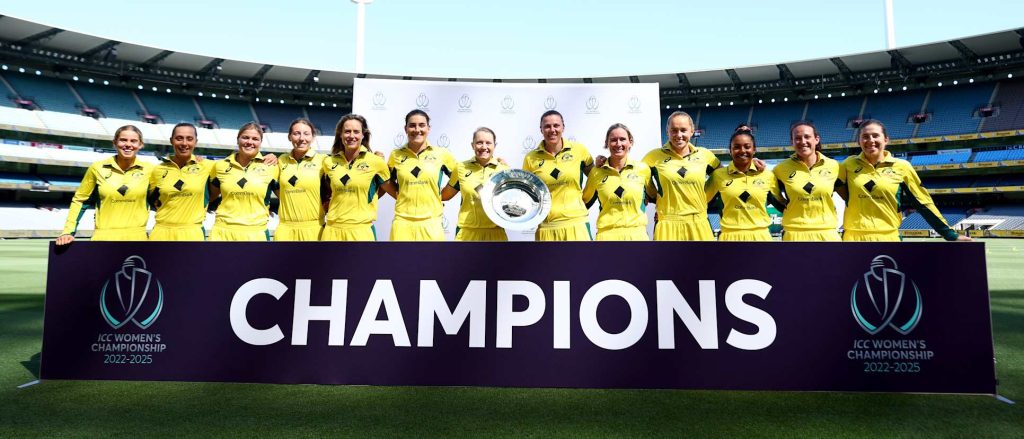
[884,0,896,49]
[352,0,374,73]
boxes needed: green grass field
[1,239,1021,437]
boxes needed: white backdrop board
[353,78,661,241]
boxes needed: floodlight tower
[884,0,896,49]
[352,0,374,73]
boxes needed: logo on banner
[522,136,536,153]
[585,95,600,114]
[394,133,407,147]
[628,95,642,113]
[372,91,387,110]
[416,93,430,110]
[437,134,451,148]
[851,256,922,335]
[441,213,451,232]
[501,95,515,114]
[100,256,164,330]
[457,94,472,113]
[544,95,557,110]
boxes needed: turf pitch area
[0,239,1020,436]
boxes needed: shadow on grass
[20,352,39,380]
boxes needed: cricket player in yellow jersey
[772,121,843,241]
[642,111,720,241]
[582,123,653,241]
[441,127,510,241]
[149,123,213,241]
[523,110,595,241]
[208,123,280,241]
[58,125,153,244]
[381,110,457,241]
[838,119,971,242]
[275,118,327,241]
[322,114,390,241]
[705,129,784,241]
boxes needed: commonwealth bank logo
[851,255,922,335]
[100,256,164,330]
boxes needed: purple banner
[41,242,996,394]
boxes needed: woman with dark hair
[838,119,970,242]
[772,120,842,241]
[149,123,211,241]
[321,114,390,241]
[381,109,456,241]
[58,125,153,244]
[275,118,328,241]
[705,129,783,241]
[208,122,280,241]
[441,127,510,241]
[523,110,595,241]
[582,123,652,240]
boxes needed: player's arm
[900,167,970,242]
[58,167,99,245]
[441,164,460,201]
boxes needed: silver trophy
[478,169,552,230]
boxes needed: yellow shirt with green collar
[582,158,652,231]
[838,151,959,240]
[63,156,153,235]
[387,143,457,221]
[642,142,721,220]
[277,150,328,224]
[149,155,214,226]
[772,152,840,231]
[210,152,279,228]
[324,146,390,225]
[448,158,509,229]
[705,162,783,231]
[522,139,595,225]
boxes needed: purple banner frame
[41,242,997,394]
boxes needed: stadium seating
[305,107,347,137]
[749,103,804,146]
[860,90,927,139]
[803,98,862,144]
[973,147,1024,162]
[900,209,967,230]
[694,107,750,148]
[2,72,82,114]
[981,79,1024,132]
[136,90,200,124]
[196,97,256,129]
[909,150,972,165]
[916,83,993,137]
[73,82,144,121]
[253,103,303,133]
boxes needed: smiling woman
[148,123,214,241]
[57,125,154,245]
[582,123,653,241]
[207,123,281,241]
[704,129,783,241]
[274,118,328,241]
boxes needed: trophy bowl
[478,169,552,230]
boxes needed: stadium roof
[1,15,1023,104]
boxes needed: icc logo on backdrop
[99,256,164,330]
[457,94,472,112]
[371,90,386,110]
[501,95,515,113]
[416,92,430,110]
[850,255,923,335]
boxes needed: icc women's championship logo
[99,256,164,330]
[850,255,922,335]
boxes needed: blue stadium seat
[749,103,804,147]
[306,107,347,137]
[72,82,142,121]
[253,103,307,133]
[916,84,993,137]
[981,80,1024,132]
[804,98,861,144]
[3,73,81,114]
[909,151,971,165]
[693,106,749,149]
[861,91,927,139]
[137,91,200,124]
[197,97,255,129]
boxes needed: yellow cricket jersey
[706,163,783,231]
[448,158,508,229]
[63,156,153,235]
[582,159,652,231]
[149,155,213,226]
[522,139,594,225]
[838,152,959,240]
[772,153,840,231]
[643,143,721,220]
[210,152,279,228]
[324,147,390,225]
[387,143,456,221]
[277,151,327,224]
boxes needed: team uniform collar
[402,142,436,156]
[727,161,759,175]
[102,155,145,172]
[788,151,827,169]
[534,138,574,158]
[601,157,637,171]
[160,154,198,166]
[333,145,369,162]
[469,157,501,169]
[856,150,895,167]
[227,151,265,168]
[662,141,696,158]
